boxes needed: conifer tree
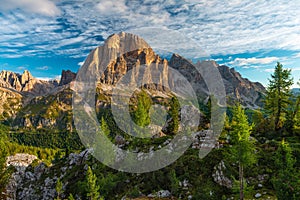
[272,140,300,199]
[264,62,293,131]
[167,96,180,134]
[86,166,102,200]
[228,104,256,200]
[133,90,152,127]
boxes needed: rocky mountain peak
[0,70,57,96]
[59,70,76,86]
[105,32,150,52]
[20,70,34,85]
[77,32,266,107]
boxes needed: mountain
[59,70,76,86]
[0,70,58,96]
[0,32,266,129]
[79,32,265,107]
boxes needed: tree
[169,169,179,194]
[132,90,152,127]
[0,126,12,195]
[264,62,293,131]
[166,96,180,134]
[55,178,63,200]
[228,104,256,200]
[86,166,101,200]
[272,140,300,199]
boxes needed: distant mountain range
[0,32,266,129]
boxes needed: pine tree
[264,62,293,131]
[167,96,180,134]
[169,169,179,194]
[86,166,101,200]
[228,104,256,200]
[272,140,300,199]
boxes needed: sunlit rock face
[0,70,57,96]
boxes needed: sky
[0,0,300,87]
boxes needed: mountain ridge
[0,32,266,128]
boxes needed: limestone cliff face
[0,70,57,96]
[218,65,265,107]
[80,32,171,92]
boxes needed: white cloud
[264,68,274,73]
[36,66,49,71]
[36,75,61,81]
[230,57,279,66]
[293,52,300,58]
[96,0,127,15]
[78,61,84,66]
[1,0,300,61]
[0,0,61,17]
[17,66,26,71]
[214,58,223,62]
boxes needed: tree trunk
[275,98,281,131]
[239,162,244,200]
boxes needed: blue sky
[0,0,300,87]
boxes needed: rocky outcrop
[5,154,38,200]
[59,70,76,86]
[5,149,92,200]
[212,160,232,189]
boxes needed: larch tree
[85,166,102,200]
[264,62,293,131]
[228,104,256,200]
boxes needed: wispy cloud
[229,57,279,66]
[36,66,50,71]
[36,74,61,81]
[0,0,300,60]
[96,0,128,16]
[0,0,61,17]
[293,52,300,58]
